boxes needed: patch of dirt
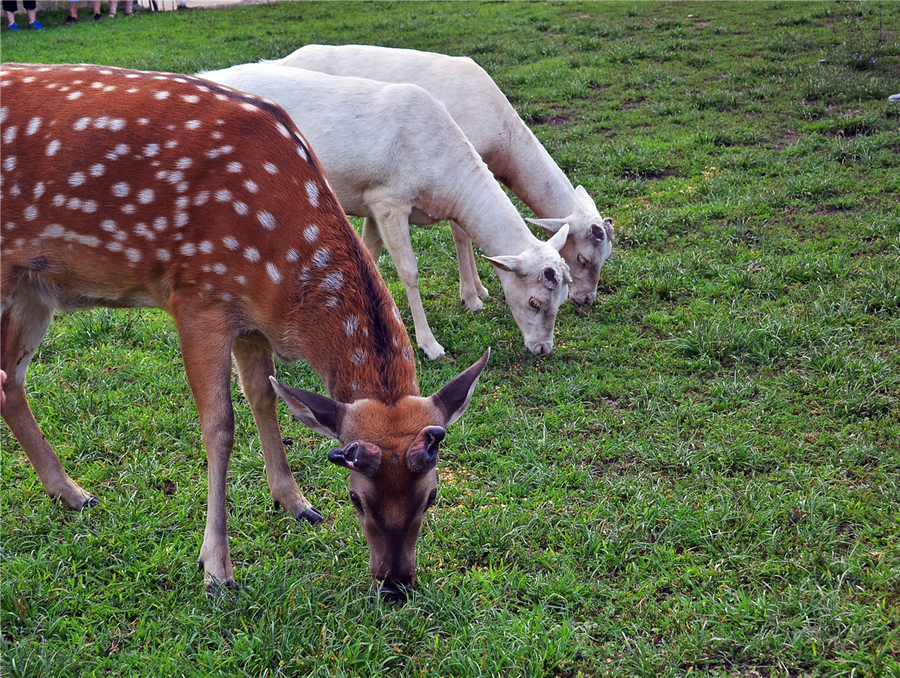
[773,130,802,150]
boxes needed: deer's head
[528,186,613,307]
[271,349,489,599]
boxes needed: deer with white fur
[0,63,490,598]
[200,63,571,360]
[275,44,614,308]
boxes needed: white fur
[275,44,614,307]
[200,63,571,359]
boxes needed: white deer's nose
[527,340,553,356]
[574,290,597,306]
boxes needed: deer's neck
[484,122,580,220]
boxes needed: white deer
[275,43,614,308]
[200,63,571,360]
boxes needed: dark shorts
[3,1,38,11]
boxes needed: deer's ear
[270,377,345,440]
[428,348,490,427]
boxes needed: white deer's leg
[175,308,237,588]
[361,216,384,261]
[1,301,97,509]
[231,335,322,525]
[450,221,490,312]
[372,207,446,360]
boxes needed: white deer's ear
[527,217,568,238]
[270,376,345,440]
[574,185,597,209]
[483,254,524,273]
[546,223,570,252]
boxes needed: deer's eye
[349,491,364,515]
[529,298,542,311]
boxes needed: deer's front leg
[371,203,446,360]
[231,336,322,525]
[451,221,490,312]
[176,311,237,589]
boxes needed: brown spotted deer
[0,63,490,597]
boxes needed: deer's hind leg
[1,298,98,509]
[231,335,322,525]
[451,221,490,312]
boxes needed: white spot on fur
[180,243,197,256]
[199,241,213,254]
[154,217,168,231]
[286,249,299,263]
[213,263,227,275]
[344,315,359,337]
[154,90,170,100]
[156,249,170,261]
[244,179,258,193]
[137,189,155,204]
[185,120,201,130]
[3,155,16,171]
[313,248,330,268]
[304,225,319,243]
[305,181,319,208]
[182,95,200,104]
[266,263,282,284]
[321,271,344,292]
[26,117,41,135]
[262,161,277,174]
[143,144,160,157]
[90,164,106,177]
[226,161,242,173]
[257,211,276,230]
[215,189,231,202]
[125,248,141,263]
[73,117,91,131]
[112,182,130,197]
[194,191,210,206]
[176,157,193,170]
[46,139,61,156]
[24,205,38,221]
[351,350,366,366]
[244,247,260,263]
[68,172,85,187]
[233,201,249,216]
[222,236,239,250]
[2,125,17,144]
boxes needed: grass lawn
[1,1,899,676]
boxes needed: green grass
[2,1,899,676]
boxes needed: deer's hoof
[298,506,324,525]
